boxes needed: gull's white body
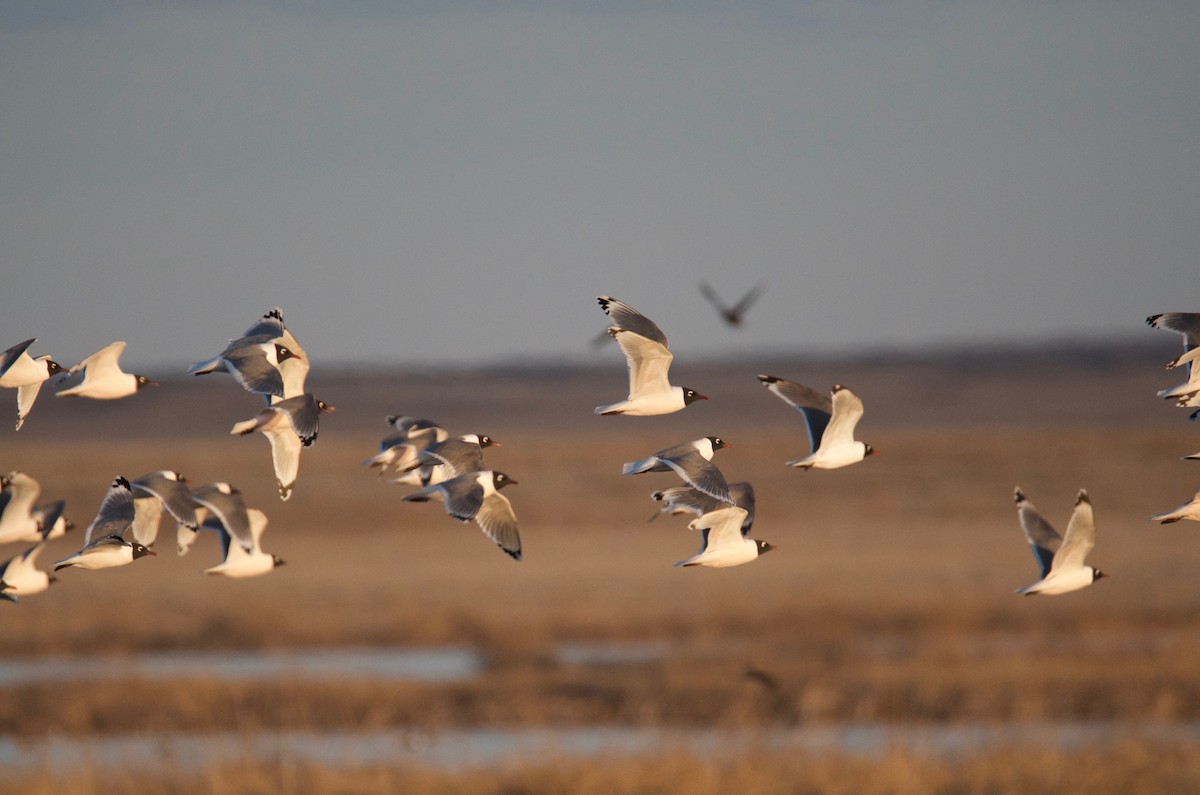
[57,341,154,400]
[53,538,142,571]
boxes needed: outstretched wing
[475,491,522,560]
[1052,490,1096,572]
[758,375,833,451]
[1014,487,1061,579]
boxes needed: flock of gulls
[2,298,1200,602]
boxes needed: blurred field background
[3,340,1200,793]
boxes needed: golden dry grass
[2,347,1199,791]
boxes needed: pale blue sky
[2,1,1197,370]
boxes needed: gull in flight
[1014,487,1106,595]
[594,296,707,416]
[0,338,65,430]
[758,375,875,470]
[57,342,157,400]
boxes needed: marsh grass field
[4,343,1200,793]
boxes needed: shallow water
[0,646,484,685]
[3,722,1200,772]
[0,641,672,686]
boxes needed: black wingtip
[1013,487,1026,504]
[1076,490,1090,505]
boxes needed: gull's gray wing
[660,451,731,504]
[758,375,833,452]
[222,344,286,398]
[597,296,670,347]
[1148,313,1200,351]
[652,481,754,532]
[1014,487,1061,579]
[728,482,756,533]
[417,439,486,477]
[132,472,198,529]
[435,475,486,522]
[274,394,325,446]
[83,477,136,546]
[652,485,726,518]
[239,308,287,340]
[191,484,253,552]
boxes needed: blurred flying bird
[190,482,255,553]
[1146,313,1200,411]
[698,280,764,327]
[363,416,448,475]
[399,433,500,484]
[130,471,199,547]
[0,471,42,545]
[1151,486,1200,525]
[651,481,755,530]
[0,528,58,596]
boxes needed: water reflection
[0,641,674,686]
[3,722,1199,772]
[0,646,483,685]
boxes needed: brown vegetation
[2,347,1199,791]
